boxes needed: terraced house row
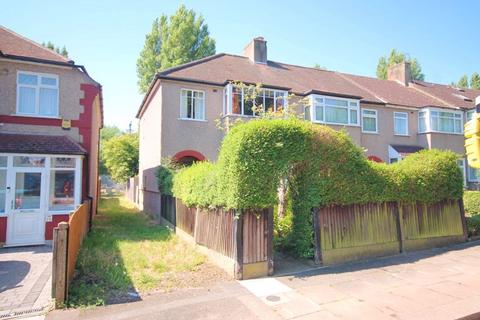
[136,37,480,214]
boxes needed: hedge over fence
[172,119,463,256]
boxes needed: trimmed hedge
[464,191,480,216]
[172,119,464,256]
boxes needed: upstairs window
[418,108,463,134]
[362,109,378,133]
[180,89,205,120]
[17,71,59,117]
[466,109,475,122]
[311,95,359,125]
[225,84,287,116]
[394,112,408,136]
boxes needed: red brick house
[0,26,103,246]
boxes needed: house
[0,26,103,246]
[136,36,479,214]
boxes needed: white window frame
[466,109,476,123]
[224,84,288,117]
[16,71,59,118]
[418,107,463,135]
[361,108,378,134]
[457,158,467,186]
[310,94,360,126]
[179,88,206,121]
[393,112,409,136]
[468,162,480,182]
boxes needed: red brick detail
[367,155,384,163]
[173,150,206,161]
[0,216,6,243]
[0,115,62,126]
[45,214,69,240]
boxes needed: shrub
[156,158,181,195]
[464,191,480,216]
[172,118,464,257]
[466,215,480,237]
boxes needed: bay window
[418,108,463,134]
[180,89,205,120]
[311,95,359,125]
[362,109,378,133]
[224,84,287,116]
[394,112,408,136]
[17,71,59,117]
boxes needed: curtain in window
[39,88,58,116]
[363,117,376,132]
[18,87,36,114]
[325,106,348,123]
[394,117,407,135]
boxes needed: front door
[6,170,45,246]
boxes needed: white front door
[6,169,45,246]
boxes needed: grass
[67,197,205,307]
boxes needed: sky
[2,0,480,131]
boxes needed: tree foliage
[457,74,469,89]
[99,126,123,175]
[42,41,68,58]
[453,73,480,90]
[102,133,139,183]
[376,49,425,81]
[471,72,480,90]
[136,5,216,93]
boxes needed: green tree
[99,126,123,175]
[42,41,69,58]
[471,72,480,90]
[102,133,139,183]
[376,49,425,81]
[136,5,216,93]
[313,63,327,70]
[457,74,470,89]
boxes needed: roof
[411,80,480,109]
[137,51,480,117]
[0,25,71,64]
[390,144,424,157]
[0,133,87,155]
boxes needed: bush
[156,158,181,195]
[464,191,480,216]
[466,215,480,237]
[172,119,464,257]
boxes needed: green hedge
[172,119,464,256]
[464,191,480,216]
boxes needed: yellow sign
[61,119,72,129]
[465,114,480,169]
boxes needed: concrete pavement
[47,241,480,320]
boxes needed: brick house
[136,37,479,214]
[0,26,103,246]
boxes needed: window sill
[362,131,379,134]
[418,131,463,136]
[224,114,258,118]
[312,121,361,127]
[178,118,207,122]
[394,134,410,137]
[12,113,61,119]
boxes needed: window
[180,89,205,120]
[49,157,76,211]
[304,106,311,121]
[225,84,287,116]
[394,112,408,135]
[466,110,475,122]
[457,159,466,185]
[468,164,480,182]
[418,108,463,134]
[362,109,378,133]
[311,95,359,125]
[17,72,59,117]
[13,156,45,167]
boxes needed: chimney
[243,37,267,64]
[387,61,412,86]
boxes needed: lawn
[67,197,209,307]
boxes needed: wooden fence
[161,194,176,225]
[171,198,273,279]
[52,200,92,307]
[313,199,467,265]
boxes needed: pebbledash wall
[0,59,102,243]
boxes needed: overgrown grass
[67,197,205,307]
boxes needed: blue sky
[2,0,480,130]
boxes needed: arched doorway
[173,150,205,166]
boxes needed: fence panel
[195,208,235,258]
[317,202,400,265]
[400,199,465,250]
[161,194,176,225]
[175,199,196,236]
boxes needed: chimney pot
[243,37,267,64]
[387,61,412,86]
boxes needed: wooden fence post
[312,208,322,265]
[266,208,274,276]
[459,198,468,241]
[52,222,69,307]
[234,210,243,280]
[394,202,404,253]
